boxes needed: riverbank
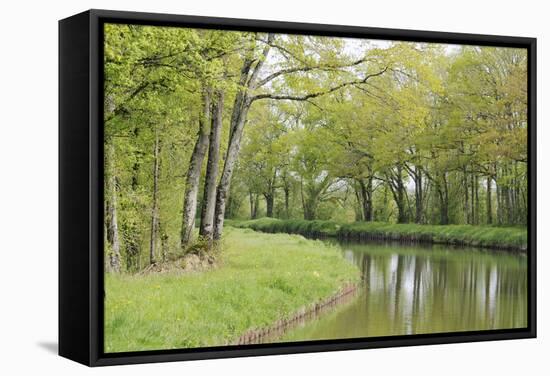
[234,282,358,345]
[104,227,360,352]
[226,218,528,251]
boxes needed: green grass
[104,227,360,352]
[227,218,528,251]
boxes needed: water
[278,240,527,342]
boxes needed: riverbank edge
[232,282,359,345]
[227,219,527,252]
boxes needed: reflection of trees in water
[347,244,527,333]
[279,244,525,343]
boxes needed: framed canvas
[59,9,536,366]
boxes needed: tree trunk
[464,168,470,224]
[213,97,252,240]
[281,172,291,219]
[504,184,511,224]
[353,181,364,221]
[253,194,260,219]
[212,36,274,240]
[474,174,479,225]
[249,191,254,219]
[416,168,424,223]
[181,88,211,249]
[437,173,449,225]
[303,202,316,220]
[249,191,260,219]
[149,128,161,265]
[438,189,449,225]
[265,193,274,217]
[396,167,407,223]
[131,126,142,190]
[513,161,520,224]
[199,90,224,242]
[504,164,512,224]
[443,174,449,225]
[471,173,476,224]
[389,166,408,224]
[160,221,168,263]
[284,185,290,219]
[124,221,140,272]
[106,140,121,273]
[300,179,319,220]
[264,170,276,218]
[486,176,493,224]
[414,167,423,224]
[359,178,373,222]
[396,200,407,223]
[367,175,373,221]
[510,163,517,224]
[496,179,502,225]
[381,184,390,222]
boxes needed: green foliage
[104,228,360,351]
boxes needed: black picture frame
[59,9,537,367]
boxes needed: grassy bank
[226,218,528,251]
[105,227,360,352]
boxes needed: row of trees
[104,24,527,273]
[234,44,527,226]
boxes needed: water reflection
[280,241,527,342]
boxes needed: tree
[199,89,224,242]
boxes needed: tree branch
[251,66,388,103]
[105,81,153,123]
[248,34,275,89]
[255,57,374,88]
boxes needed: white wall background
[0,0,546,374]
